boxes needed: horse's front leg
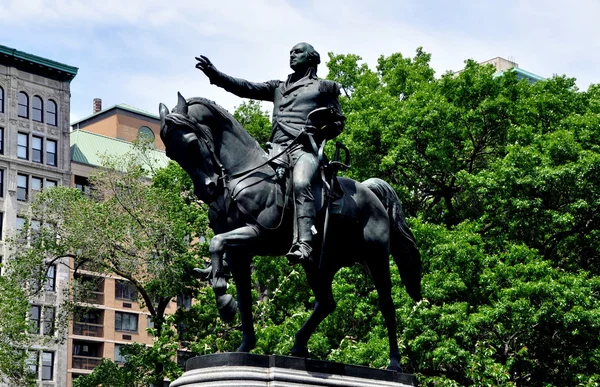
[209,226,259,341]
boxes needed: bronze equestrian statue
[159,43,421,371]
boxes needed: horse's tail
[363,178,422,302]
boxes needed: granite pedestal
[170,353,417,387]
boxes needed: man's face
[290,43,310,71]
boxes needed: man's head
[290,42,320,72]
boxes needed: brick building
[68,104,173,386]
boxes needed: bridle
[164,113,227,185]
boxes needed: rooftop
[494,67,545,84]
[0,44,78,82]
[71,104,160,127]
[70,130,169,171]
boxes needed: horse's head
[159,93,220,203]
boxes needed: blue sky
[1,0,599,123]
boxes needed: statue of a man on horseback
[159,43,421,371]
[195,42,345,265]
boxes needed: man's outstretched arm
[196,55,278,102]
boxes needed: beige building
[0,44,77,387]
[455,56,544,84]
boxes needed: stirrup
[286,241,313,266]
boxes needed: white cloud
[2,0,599,122]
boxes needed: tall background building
[0,44,78,387]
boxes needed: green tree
[233,100,272,147]
[9,144,211,386]
[0,273,36,387]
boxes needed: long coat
[206,67,345,144]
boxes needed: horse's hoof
[237,336,257,353]
[217,295,238,323]
[386,363,402,372]
[290,346,310,358]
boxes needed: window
[41,351,54,380]
[32,176,43,193]
[0,169,3,197]
[32,136,43,163]
[31,220,41,243]
[18,92,28,118]
[0,127,3,154]
[177,293,192,309]
[75,308,101,324]
[16,216,25,231]
[46,100,57,126]
[17,174,28,201]
[29,305,41,334]
[114,344,127,364]
[0,212,3,240]
[27,352,39,377]
[43,306,55,335]
[17,133,28,159]
[138,126,155,144]
[46,179,57,189]
[115,280,137,301]
[32,96,43,122]
[115,312,138,332]
[46,139,57,166]
[0,86,4,113]
[45,265,56,291]
[29,305,54,336]
[72,341,102,357]
[74,176,90,194]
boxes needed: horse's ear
[176,92,188,115]
[159,103,169,121]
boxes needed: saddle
[266,139,350,214]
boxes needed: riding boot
[286,210,316,265]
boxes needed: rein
[227,134,303,180]
[169,110,304,230]
[190,114,305,183]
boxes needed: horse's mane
[161,96,258,151]
[186,97,248,134]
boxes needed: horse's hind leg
[366,250,402,371]
[227,252,256,352]
[291,264,337,358]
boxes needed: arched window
[32,96,43,122]
[0,86,4,113]
[138,126,155,146]
[46,100,57,126]
[18,91,29,118]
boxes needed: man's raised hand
[195,55,214,75]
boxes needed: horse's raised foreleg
[209,226,259,325]
[291,264,337,358]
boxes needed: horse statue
[158,93,422,371]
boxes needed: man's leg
[287,151,319,264]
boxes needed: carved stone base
[170,353,417,387]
